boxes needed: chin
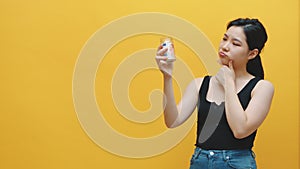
[218,57,230,66]
[219,60,229,66]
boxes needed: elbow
[232,129,249,139]
[233,132,245,139]
[164,115,180,128]
[165,122,173,128]
[165,120,179,128]
[165,122,177,128]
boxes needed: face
[218,26,252,67]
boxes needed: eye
[222,37,227,41]
[232,40,241,46]
[233,42,241,46]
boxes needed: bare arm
[224,79,274,138]
[216,61,275,139]
[155,46,202,128]
[163,76,202,128]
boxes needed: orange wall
[0,0,298,169]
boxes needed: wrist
[225,78,236,93]
[163,73,173,80]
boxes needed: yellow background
[0,0,299,169]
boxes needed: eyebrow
[224,33,243,44]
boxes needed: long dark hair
[227,18,268,79]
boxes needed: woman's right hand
[155,45,174,78]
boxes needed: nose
[221,42,230,52]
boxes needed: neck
[234,66,253,80]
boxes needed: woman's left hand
[215,60,235,89]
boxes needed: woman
[155,18,274,169]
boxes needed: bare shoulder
[253,79,275,95]
[193,77,204,92]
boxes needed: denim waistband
[193,147,256,160]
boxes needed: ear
[248,49,259,60]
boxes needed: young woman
[155,18,274,169]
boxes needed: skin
[155,26,274,139]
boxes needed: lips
[219,51,227,57]
[218,51,230,66]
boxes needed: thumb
[228,60,233,70]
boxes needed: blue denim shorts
[189,147,257,169]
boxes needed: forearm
[163,75,179,128]
[224,79,248,138]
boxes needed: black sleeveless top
[195,76,261,150]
